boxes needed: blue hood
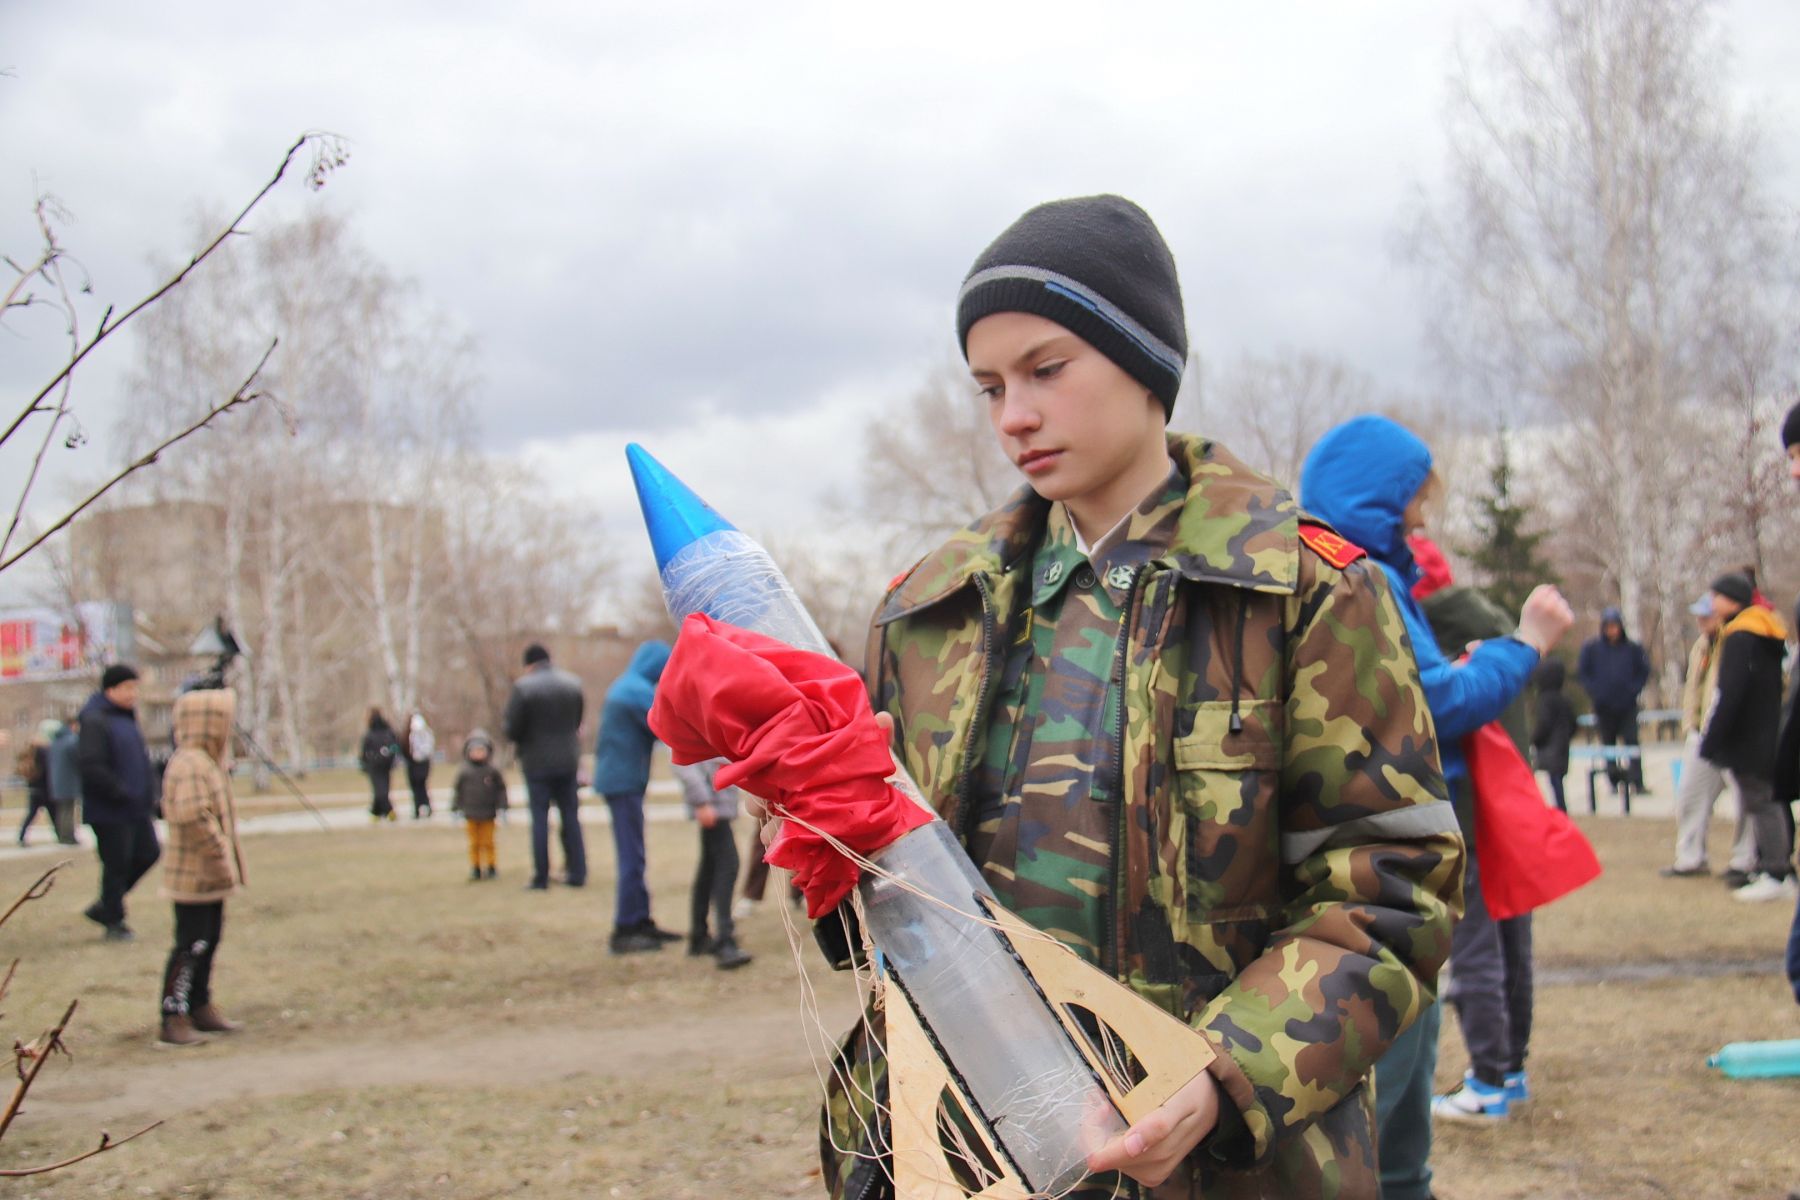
[1298,415,1434,570]
[605,640,671,713]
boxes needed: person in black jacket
[502,644,587,891]
[15,722,54,845]
[1575,605,1652,793]
[1700,573,1795,902]
[78,664,161,941]
[360,709,401,822]
[1531,659,1578,813]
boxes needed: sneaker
[522,880,548,892]
[1658,864,1709,878]
[1732,873,1799,903]
[688,934,716,957]
[1721,868,1752,889]
[469,867,483,882]
[608,929,664,955]
[1503,1070,1529,1106]
[484,866,497,880]
[732,897,758,920]
[104,923,136,943]
[82,902,109,928]
[1431,1073,1508,1123]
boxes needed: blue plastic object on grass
[1707,1038,1800,1078]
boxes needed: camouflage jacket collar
[879,433,1300,623]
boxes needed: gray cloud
[3,0,1798,570]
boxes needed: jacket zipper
[1103,569,1146,979]
[953,572,1001,839]
[1105,571,1148,1200]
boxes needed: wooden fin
[885,981,1031,1200]
[982,899,1216,1125]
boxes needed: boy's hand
[1085,1070,1221,1188]
[696,803,718,830]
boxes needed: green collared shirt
[968,461,1187,964]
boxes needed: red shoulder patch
[1298,521,1366,570]
[887,557,926,593]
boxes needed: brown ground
[0,812,1795,1198]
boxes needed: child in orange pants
[451,731,508,880]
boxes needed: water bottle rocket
[626,443,1131,1194]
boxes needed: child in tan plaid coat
[157,688,247,1047]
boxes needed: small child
[1531,659,1577,812]
[451,731,508,880]
[673,758,751,970]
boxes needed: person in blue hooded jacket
[592,640,677,955]
[1576,605,1653,793]
[1301,415,1572,1200]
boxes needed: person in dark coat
[78,664,161,941]
[360,708,401,822]
[592,640,676,954]
[1701,572,1794,901]
[502,643,587,891]
[1575,606,1653,793]
[15,721,54,845]
[1531,659,1577,813]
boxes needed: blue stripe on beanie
[957,195,1187,417]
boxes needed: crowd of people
[6,192,1800,1198]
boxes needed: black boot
[712,937,752,970]
[609,926,664,955]
[484,865,497,879]
[687,933,715,957]
[470,866,482,882]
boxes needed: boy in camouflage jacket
[821,196,1463,1200]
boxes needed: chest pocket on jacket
[1174,699,1281,925]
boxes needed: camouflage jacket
[823,434,1461,1200]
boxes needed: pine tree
[1467,428,1556,613]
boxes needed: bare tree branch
[0,339,278,574]
[0,998,74,1140]
[0,1121,162,1177]
[1,131,345,448]
[0,863,66,933]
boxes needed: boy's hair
[956,194,1187,417]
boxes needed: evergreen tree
[1467,428,1556,613]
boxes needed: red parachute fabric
[1465,721,1602,920]
[648,613,934,919]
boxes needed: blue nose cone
[626,443,737,573]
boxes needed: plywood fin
[980,898,1216,1125]
[885,982,1031,1200]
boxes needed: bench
[1568,745,1642,814]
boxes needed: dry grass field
[0,810,1793,1199]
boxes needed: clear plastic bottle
[1707,1038,1800,1079]
[631,444,1128,1192]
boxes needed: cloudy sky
[3,0,1798,599]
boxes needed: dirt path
[31,952,1782,1129]
[24,998,860,1127]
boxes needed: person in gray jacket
[45,716,81,845]
[502,643,587,891]
[673,758,751,970]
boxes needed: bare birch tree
[1407,0,1793,696]
[859,360,1015,561]
[1190,349,1375,490]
